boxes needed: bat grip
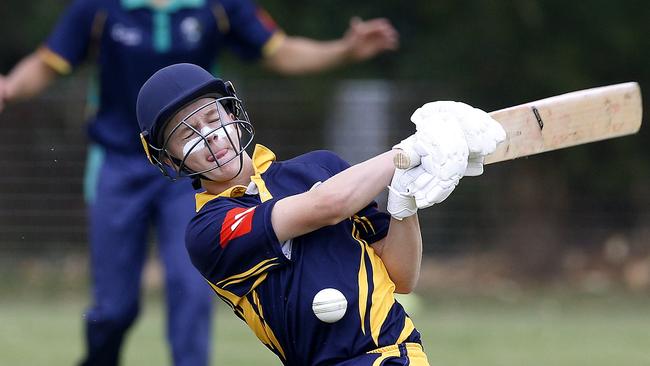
[393,150,421,169]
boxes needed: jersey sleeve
[220,0,284,60]
[353,202,390,244]
[185,198,288,299]
[40,0,99,74]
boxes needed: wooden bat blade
[484,82,643,164]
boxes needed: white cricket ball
[312,288,348,323]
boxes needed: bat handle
[393,150,421,169]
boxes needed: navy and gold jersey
[186,145,424,365]
[41,0,283,153]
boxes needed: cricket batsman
[136,63,505,365]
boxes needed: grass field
[1,290,649,365]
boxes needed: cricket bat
[393,82,643,169]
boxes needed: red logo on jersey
[220,206,257,248]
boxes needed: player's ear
[162,156,174,168]
[162,154,181,170]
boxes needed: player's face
[162,97,243,181]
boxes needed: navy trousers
[79,145,212,366]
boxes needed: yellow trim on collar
[251,143,275,174]
[194,144,276,211]
[249,144,275,202]
[37,47,72,75]
[262,31,286,58]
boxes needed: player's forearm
[314,150,397,222]
[373,216,422,294]
[272,150,398,242]
[263,36,350,75]
[4,53,58,103]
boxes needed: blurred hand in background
[343,17,399,62]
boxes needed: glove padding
[410,101,506,176]
[386,183,416,220]
[389,138,466,210]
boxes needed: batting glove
[392,133,467,209]
[387,166,419,220]
[411,101,506,176]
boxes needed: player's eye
[182,127,195,140]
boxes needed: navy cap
[136,63,228,146]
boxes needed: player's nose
[199,126,218,141]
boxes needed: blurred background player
[135,63,504,365]
[0,1,398,365]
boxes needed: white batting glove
[387,165,427,220]
[392,134,467,209]
[387,184,416,220]
[411,101,506,176]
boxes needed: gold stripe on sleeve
[358,215,376,234]
[353,216,369,233]
[37,47,72,74]
[262,31,286,58]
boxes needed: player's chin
[202,158,241,181]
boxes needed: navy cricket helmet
[136,63,254,183]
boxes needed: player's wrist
[387,185,417,220]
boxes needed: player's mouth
[207,148,229,163]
